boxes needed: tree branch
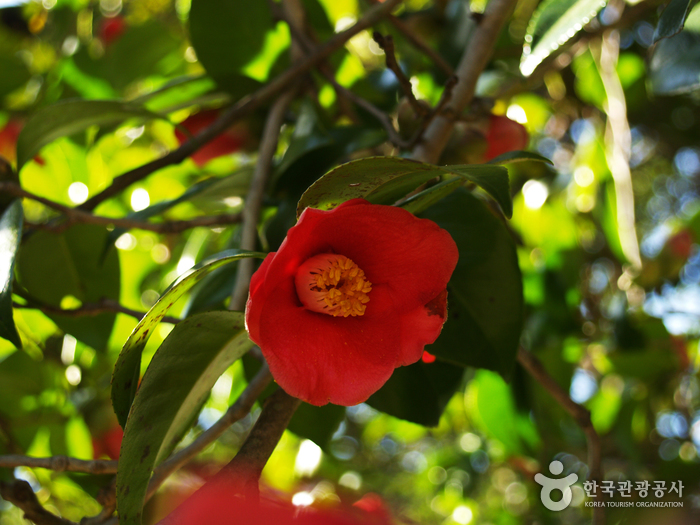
[592,30,642,270]
[76,0,405,212]
[365,0,454,77]
[0,455,118,475]
[0,182,241,235]
[517,347,605,525]
[411,0,518,163]
[0,479,77,525]
[373,32,428,117]
[213,387,301,494]
[228,89,298,311]
[279,1,409,148]
[145,364,273,500]
[13,297,182,325]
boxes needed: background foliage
[0,0,699,524]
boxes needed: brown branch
[407,74,458,148]
[0,479,77,525]
[213,387,301,494]
[229,89,298,311]
[79,479,116,525]
[373,32,428,117]
[76,0,405,212]
[279,2,408,148]
[412,0,518,163]
[0,182,241,234]
[13,297,182,325]
[517,347,605,525]
[145,364,273,500]
[366,0,454,77]
[0,455,118,475]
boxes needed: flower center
[295,253,372,317]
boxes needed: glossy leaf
[16,100,163,169]
[16,224,120,351]
[0,200,23,348]
[116,311,252,525]
[650,5,700,94]
[189,0,274,92]
[654,0,693,43]
[466,370,528,455]
[421,189,524,378]
[111,250,264,428]
[486,150,553,165]
[298,156,513,218]
[521,0,608,77]
[367,360,465,427]
[287,403,346,448]
[0,54,30,100]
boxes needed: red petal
[397,289,448,366]
[245,253,275,341]
[252,281,401,406]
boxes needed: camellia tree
[0,0,699,524]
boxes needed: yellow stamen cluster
[295,254,372,317]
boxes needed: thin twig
[212,387,301,494]
[0,182,241,234]
[412,0,518,163]
[79,479,116,525]
[373,32,428,117]
[266,0,361,123]
[228,90,298,311]
[279,2,408,148]
[407,74,458,148]
[75,0,405,212]
[145,364,273,500]
[13,297,182,325]
[517,347,605,525]
[0,455,118,475]
[0,479,77,525]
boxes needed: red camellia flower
[175,109,250,166]
[245,199,458,406]
[484,114,529,161]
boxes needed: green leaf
[367,360,465,427]
[649,5,700,94]
[287,403,346,448]
[111,249,264,428]
[189,0,274,93]
[0,54,31,100]
[16,100,164,169]
[486,150,553,165]
[0,200,23,349]
[401,178,465,215]
[116,311,252,525]
[654,0,693,43]
[421,189,524,378]
[16,224,120,351]
[465,370,527,455]
[521,0,608,77]
[298,157,513,219]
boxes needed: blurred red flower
[245,199,458,406]
[158,480,394,525]
[175,109,250,166]
[92,426,123,460]
[484,114,529,161]
[99,16,127,46]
